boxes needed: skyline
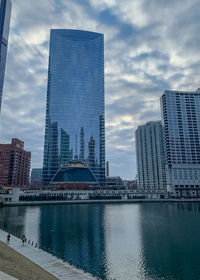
[0,0,200,179]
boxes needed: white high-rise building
[135,121,166,191]
[160,89,200,197]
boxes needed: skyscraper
[43,29,105,186]
[0,0,12,111]
[161,89,200,197]
[31,168,43,186]
[135,121,166,191]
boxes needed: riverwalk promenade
[0,229,99,280]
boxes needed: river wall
[2,198,200,207]
[0,228,100,280]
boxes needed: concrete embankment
[0,240,58,280]
[2,198,200,207]
[0,229,99,280]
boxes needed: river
[0,202,199,280]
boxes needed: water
[0,203,200,280]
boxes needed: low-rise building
[49,160,98,189]
[106,176,124,189]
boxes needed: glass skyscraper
[161,89,200,197]
[0,0,12,111]
[43,29,105,186]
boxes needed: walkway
[0,272,19,280]
[0,229,99,280]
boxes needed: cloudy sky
[0,0,200,179]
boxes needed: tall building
[0,138,31,186]
[0,0,12,111]
[43,29,105,186]
[161,89,200,197]
[31,168,42,186]
[135,121,166,190]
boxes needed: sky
[0,0,200,180]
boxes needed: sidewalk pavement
[0,229,99,280]
[0,271,19,280]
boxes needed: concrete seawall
[2,198,200,207]
[0,229,100,280]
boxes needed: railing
[2,228,101,279]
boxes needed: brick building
[0,138,31,187]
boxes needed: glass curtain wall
[43,29,105,186]
[0,0,12,111]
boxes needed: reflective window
[0,0,12,110]
[43,30,105,185]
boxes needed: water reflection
[103,204,144,280]
[24,207,40,243]
[39,204,106,278]
[1,203,200,280]
[139,203,200,280]
[0,206,26,235]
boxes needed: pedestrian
[7,233,10,244]
[21,234,25,246]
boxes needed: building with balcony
[161,89,200,197]
[135,121,166,191]
[0,138,31,187]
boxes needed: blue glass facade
[43,29,105,186]
[0,0,12,111]
[52,166,97,183]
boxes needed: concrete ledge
[3,198,200,206]
[0,272,19,280]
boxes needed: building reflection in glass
[43,29,105,186]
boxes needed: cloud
[0,0,200,179]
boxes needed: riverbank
[2,198,200,206]
[0,241,58,280]
[0,229,99,280]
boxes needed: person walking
[7,233,10,244]
[21,234,26,246]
